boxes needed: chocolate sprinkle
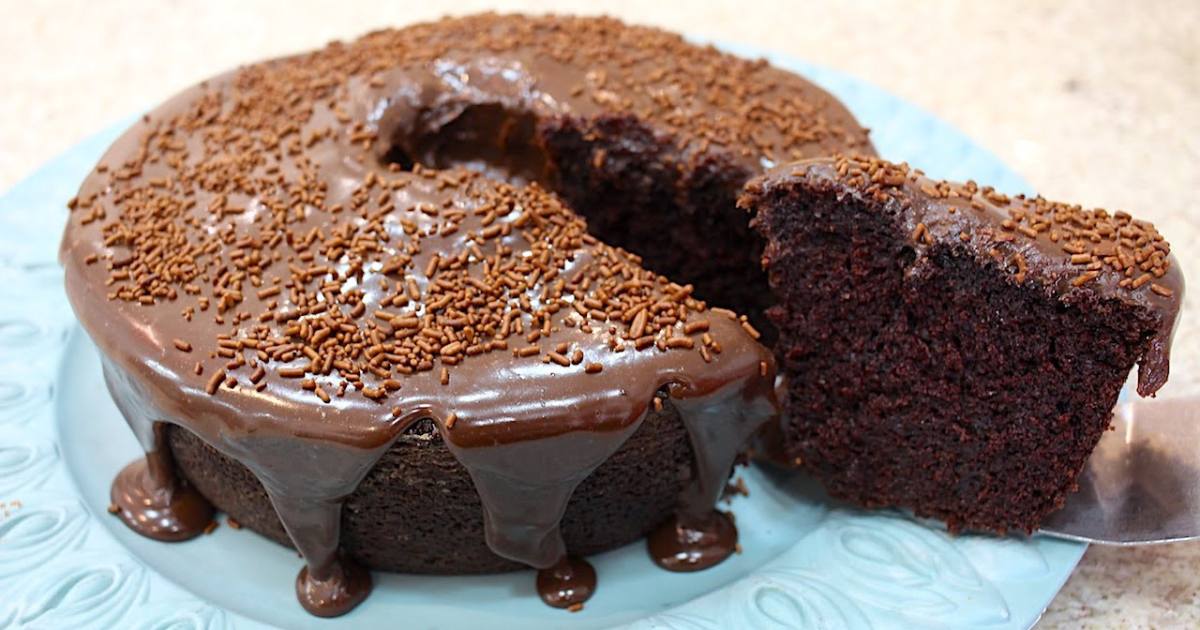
[825,155,1175,294]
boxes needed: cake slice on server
[741,155,1182,534]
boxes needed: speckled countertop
[3,1,1197,626]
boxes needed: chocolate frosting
[749,157,1183,397]
[58,14,811,615]
[71,167,777,613]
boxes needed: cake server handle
[1039,396,1200,545]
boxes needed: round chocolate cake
[59,13,871,617]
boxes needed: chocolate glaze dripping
[647,377,776,571]
[536,555,596,609]
[100,351,386,616]
[295,555,372,617]
[647,510,738,572]
[64,41,790,616]
[108,438,214,542]
[252,464,376,615]
[95,312,775,615]
[104,363,214,541]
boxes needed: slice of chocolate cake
[741,155,1182,533]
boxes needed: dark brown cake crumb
[743,156,1181,533]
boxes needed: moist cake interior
[743,156,1180,533]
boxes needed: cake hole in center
[382,104,553,188]
[379,102,777,343]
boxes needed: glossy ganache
[52,12,880,616]
[69,166,778,615]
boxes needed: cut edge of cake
[740,154,1182,533]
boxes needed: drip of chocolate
[296,555,372,617]
[108,399,214,542]
[535,555,596,609]
[109,453,214,542]
[647,510,739,572]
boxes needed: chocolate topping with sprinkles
[60,13,791,616]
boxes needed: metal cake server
[1039,395,1200,545]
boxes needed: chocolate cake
[741,155,1182,533]
[59,13,872,617]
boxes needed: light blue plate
[0,42,1085,629]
